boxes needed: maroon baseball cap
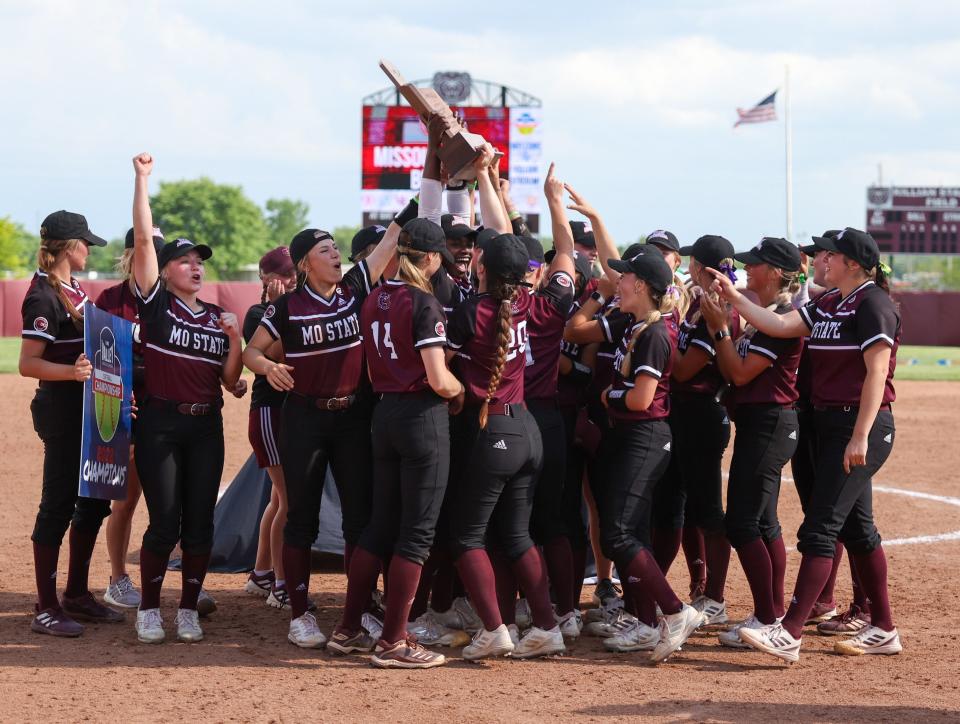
[259,246,294,276]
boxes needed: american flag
[734,91,777,127]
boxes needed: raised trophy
[379,59,492,180]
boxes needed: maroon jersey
[136,280,229,403]
[731,304,802,406]
[259,261,373,398]
[21,271,88,365]
[96,282,143,357]
[799,280,900,407]
[523,271,576,401]
[609,318,674,422]
[447,290,534,407]
[673,296,740,396]
[361,280,447,393]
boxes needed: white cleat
[691,595,728,626]
[603,618,659,652]
[406,612,470,647]
[175,608,204,643]
[287,612,327,649]
[833,626,902,656]
[718,614,779,649]
[361,611,383,641]
[738,622,802,663]
[136,608,165,644]
[515,598,532,630]
[556,610,583,640]
[650,604,703,663]
[435,597,483,634]
[462,624,515,661]
[513,625,566,659]
[507,623,521,648]
[585,604,635,638]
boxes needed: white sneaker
[738,622,802,663]
[604,618,659,652]
[104,574,141,609]
[691,595,728,625]
[361,611,383,640]
[556,610,582,640]
[833,626,903,656]
[585,596,624,623]
[586,606,638,638]
[650,604,702,663]
[406,612,470,647]
[288,612,326,649]
[515,598,532,630]
[718,614,769,649]
[462,624,515,660]
[507,623,520,648]
[513,625,566,659]
[175,608,204,643]
[136,608,165,644]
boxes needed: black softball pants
[135,406,224,556]
[797,408,895,558]
[725,405,799,548]
[281,399,372,549]
[451,407,544,561]
[359,393,450,564]
[31,383,111,547]
[596,419,673,567]
[528,399,567,545]
[790,405,817,512]
[669,394,730,533]
[559,404,588,549]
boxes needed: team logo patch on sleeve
[34,317,49,332]
[264,304,276,319]
[435,321,446,337]
[557,274,572,287]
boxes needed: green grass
[0,338,957,381]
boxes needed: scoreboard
[866,186,960,254]
[361,105,543,233]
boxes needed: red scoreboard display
[866,186,960,254]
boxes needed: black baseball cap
[734,237,802,272]
[799,229,840,256]
[480,233,530,285]
[608,246,673,293]
[622,242,645,260]
[349,225,386,262]
[679,235,736,270]
[441,214,476,240]
[290,228,334,266]
[124,226,165,253]
[544,248,593,280]
[813,227,881,270]
[519,235,545,268]
[570,221,596,248]
[400,218,454,263]
[645,229,680,252]
[40,210,107,247]
[475,226,501,250]
[157,238,213,268]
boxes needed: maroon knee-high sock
[179,551,210,609]
[849,548,871,614]
[542,537,576,614]
[623,549,682,615]
[33,542,60,611]
[64,527,99,599]
[735,539,777,624]
[817,540,843,606]
[490,551,517,625]
[703,530,731,602]
[431,551,456,613]
[626,583,658,627]
[652,527,683,575]
[340,547,381,632]
[381,556,422,643]
[343,543,356,576]
[781,555,834,638]
[455,549,502,630]
[765,536,788,618]
[621,579,638,616]
[571,546,587,610]
[410,549,439,621]
[511,546,555,630]
[380,555,391,598]
[139,547,169,610]
[682,527,706,594]
[851,547,892,630]
[282,544,313,619]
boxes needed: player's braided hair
[37,237,84,329]
[619,283,680,378]
[479,277,518,429]
[396,232,435,296]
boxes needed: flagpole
[784,64,793,242]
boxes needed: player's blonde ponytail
[396,236,435,296]
[619,283,680,377]
[479,278,517,429]
[37,238,84,328]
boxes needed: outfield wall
[1,281,958,346]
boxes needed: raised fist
[133,153,153,176]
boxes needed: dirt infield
[1,376,959,723]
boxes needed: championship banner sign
[79,304,133,500]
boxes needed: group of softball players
[20,133,903,667]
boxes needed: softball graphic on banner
[79,303,133,501]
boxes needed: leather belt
[485,401,526,417]
[813,403,892,413]
[146,397,223,416]
[288,392,356,411]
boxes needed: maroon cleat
[31,606,85,637]
[62,592,125,623]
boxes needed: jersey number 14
[370,321,398,360]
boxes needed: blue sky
[2,1,958,250]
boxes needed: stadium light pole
[784,64,793,242]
